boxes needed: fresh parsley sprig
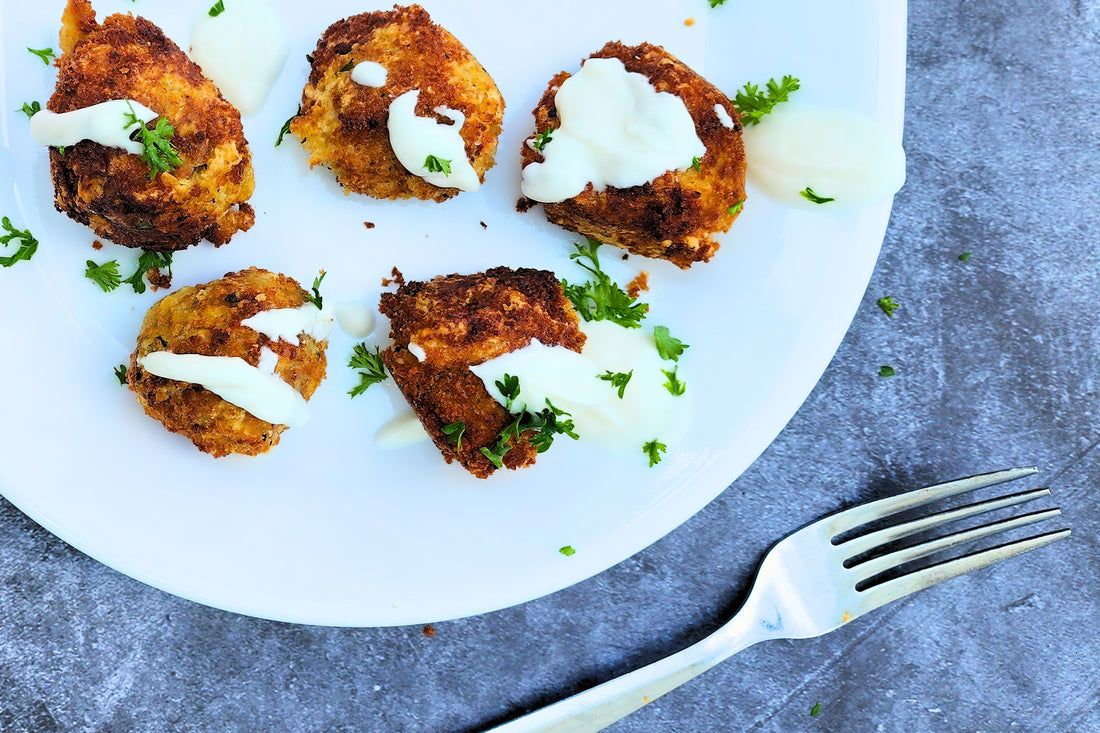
[27,47,55,65]
[732,75,800,126]
[479,379,579,469]
[19,101,41,119]
[114,364,129,385]
[643,439,667,467]
[122,250,172,294]
[653,326,689,362]
[424,155,452,175]
[124,103,182,179]
[598,370,632,399]
[0,217,39,267]
[85,259,121,292]
[662,367,686,396]
[348,343,388,397]
[561,239,649,328]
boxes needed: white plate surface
[0,0,906,626]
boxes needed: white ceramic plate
[0,0,906,626]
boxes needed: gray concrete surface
[3,1,1099,731]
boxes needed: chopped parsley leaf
[307,270,326,309]
[691,156,701,172]
[27,47,55,65]
[275,105,301,147]
[208,0,225,16]
[348,343,388,397]
[643,439,667,467]
[441,421,466,452]
[85,259,121,292]
[709,0,727,6]
[559,545,576,556]
[732,75,800,125]
[653,325,689,362]
[561,239,649,328]
[876,296,900,317]
[662,367,686,396]
[114,364,129,385]
[0,217,39,267]
[879,365,896,378]
[531,128,553,151]
[959,252,972,261]
[810,701,822,717]
[339,59,355,73]
[799,187,835,204]
[424,154,452,175]
[598,370,633,399]
[122,250,172,294]
[728,199,744,216]
[19,101,41,119]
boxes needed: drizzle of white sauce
[138,352,309,427]
[375,411,431,449]
[741,104,906,208]
[386,90,480,191]
[29,100,157,154]
[470,340,607,415]
[408,342,427,362]
[351,61,387,88]
[256,346,280,374]
[240,303,334,346]
[520,57,705,203]
[469,323,691,454]
[335,304,376,339]
[189,0,288,115]
[714,103,735,129]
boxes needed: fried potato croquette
[49,0,255,251]
[291,4,504,202]
[128,268,327,457]
[379,267,585,478]
[520,41,747,269]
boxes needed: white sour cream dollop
[387,90,480,191]
[29,100,157,154]
[351,61,387,88]
[742,104,906,208]
[520,57,705,203]
[190,0,288,115]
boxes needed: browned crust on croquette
[48,0,255,251]
[290,4,504,202]
[128,268,328,457]
[520,41,747,269]
[379,267,585,478]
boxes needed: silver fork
[487,467,1070,733]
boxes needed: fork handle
[485,609,768,732]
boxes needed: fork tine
[849,507,1063,583]
[821,466,1039,539]
[839,488,1051,557]
[856,528,1071,611]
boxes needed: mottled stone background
[2,1,1098,731]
